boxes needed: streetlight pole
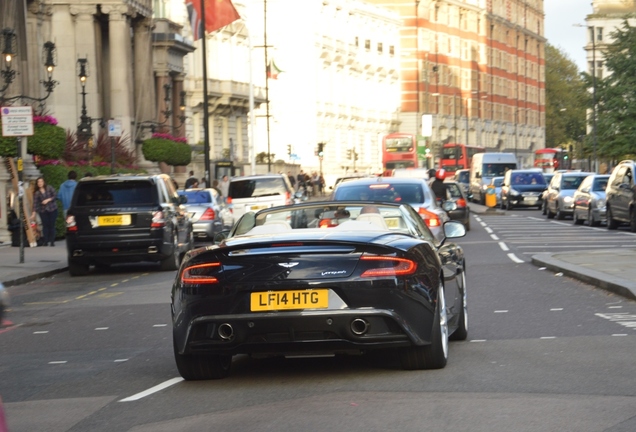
[591,26,598,173]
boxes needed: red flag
[186,0,240,40]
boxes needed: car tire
[173,336,232,380]
[607,206,619,230]
[68,259,89,276]
[555,205,565,220]
[400,282,448,370]
[450,270,468,341]
[161,232,181,271]
[506,199,513,211]
[546,204,555,219]
[588,208,599,227]
[573,207,584,225]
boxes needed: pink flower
[151,132,187,143]
[33,115,59,126]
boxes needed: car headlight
[563,196,573,203]
[596,199,606,208]
[510,188,520,196]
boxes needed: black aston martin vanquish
[171,201,467,380]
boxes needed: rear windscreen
[229,178,286,199]
[74,181,155,206]
[180,190,212,204]
[334,183,426,204]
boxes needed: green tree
[592,20,636,160]
[545,44,587,150]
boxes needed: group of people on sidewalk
[290,170,326,197]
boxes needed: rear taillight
[319,219,338,228]
[226,197,233,204]
[151,210,165,228]
[456,198,467,208]
[285,191,292,205]
[66,215,77,232]
[199,208,216,221]
[418,207,441,228]
[181,262,221,284]
[360,255,417,277]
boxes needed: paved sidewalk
[0,207,634,302]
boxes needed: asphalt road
[1,213,635,432]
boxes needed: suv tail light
[456,198,467,208]
[200,208,216,221]
[285,191,291,205]
[66,214,77,232]
[152,210,165,228]
[418,207,441,228]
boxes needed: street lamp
[77,58,92,144]
[0,28,58,104]
[574,23,598,173]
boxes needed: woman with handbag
[31,177,58,247]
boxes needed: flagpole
[264,0,271,173]
[201,0,211,186]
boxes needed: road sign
[108,119,122,137]
[1,106,34,137]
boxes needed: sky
[544,0,592,71]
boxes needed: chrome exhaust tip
[218,323,234,340]
[72,250,83,257]
[350,318,369,335]
[148,246,158,253]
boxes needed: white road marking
[527,217,544,221]
[153,324,167,327]
[550,221,571,226]
[119,377,184,402]
[33,331,49,334]
[612,334,628,337]
[48,361,67,364]
[470,339,487,342]
[474,217,482,222]
[490,234,499,240]
[485,227,493,233]
[114,359,129,362]
[507,253,524,263]
[550,308,563,311]
[498,242,509,251]
[540,337,556,339]
[95,327,109,331]
[480,221,487,227]
[608,306,623,309]
[494,310,508,313]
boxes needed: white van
[470,153,518,204]
[391,168,431,180]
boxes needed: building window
[365,39,370,50]
[389,45,395,56]
[597,27,603,41]
[355,36,359,47]
[377,42,383,53]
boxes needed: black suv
[606,160,636,231]
[65,174,193,275]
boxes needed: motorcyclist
[431,169,447,203]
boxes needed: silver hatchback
[573,174,609,226]
[545,172,593,220]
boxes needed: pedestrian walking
[185,171,198,189]
[220,174,230,199]
[31,176,58,247]
[58,170,78,217]
[288,171,296,189]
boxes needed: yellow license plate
[385,217,399,228]
[251,289,329,312]
[249,205,268,211]
[97,215,131,226]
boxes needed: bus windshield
[385,137,414,153]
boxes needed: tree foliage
[592,20,636,160]
[545,44,587,149]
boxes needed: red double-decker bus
[382,133,420,175]
[440,143,485,178]
[534,148,566,173]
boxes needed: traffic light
[347,149,352,159]
[317,142,325,157]
[287,144,292,156]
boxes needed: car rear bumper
[66,236,173,264]
[191,221,223,240]
[174,309,434,357]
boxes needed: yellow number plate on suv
[251,289,329,311]
[97,215,131,226]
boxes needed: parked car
[440,181,470,230]
[65,174,193,275]
[227,174,295,220]
[331,177,450,241]
[606,160,636,231]
[178,188,232,243]
[500,169,547,210]
[544,171,593,219]
[572,174,610,226]
[171,201,467,380]
[0,282,8,325]
[453,169,470,198]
